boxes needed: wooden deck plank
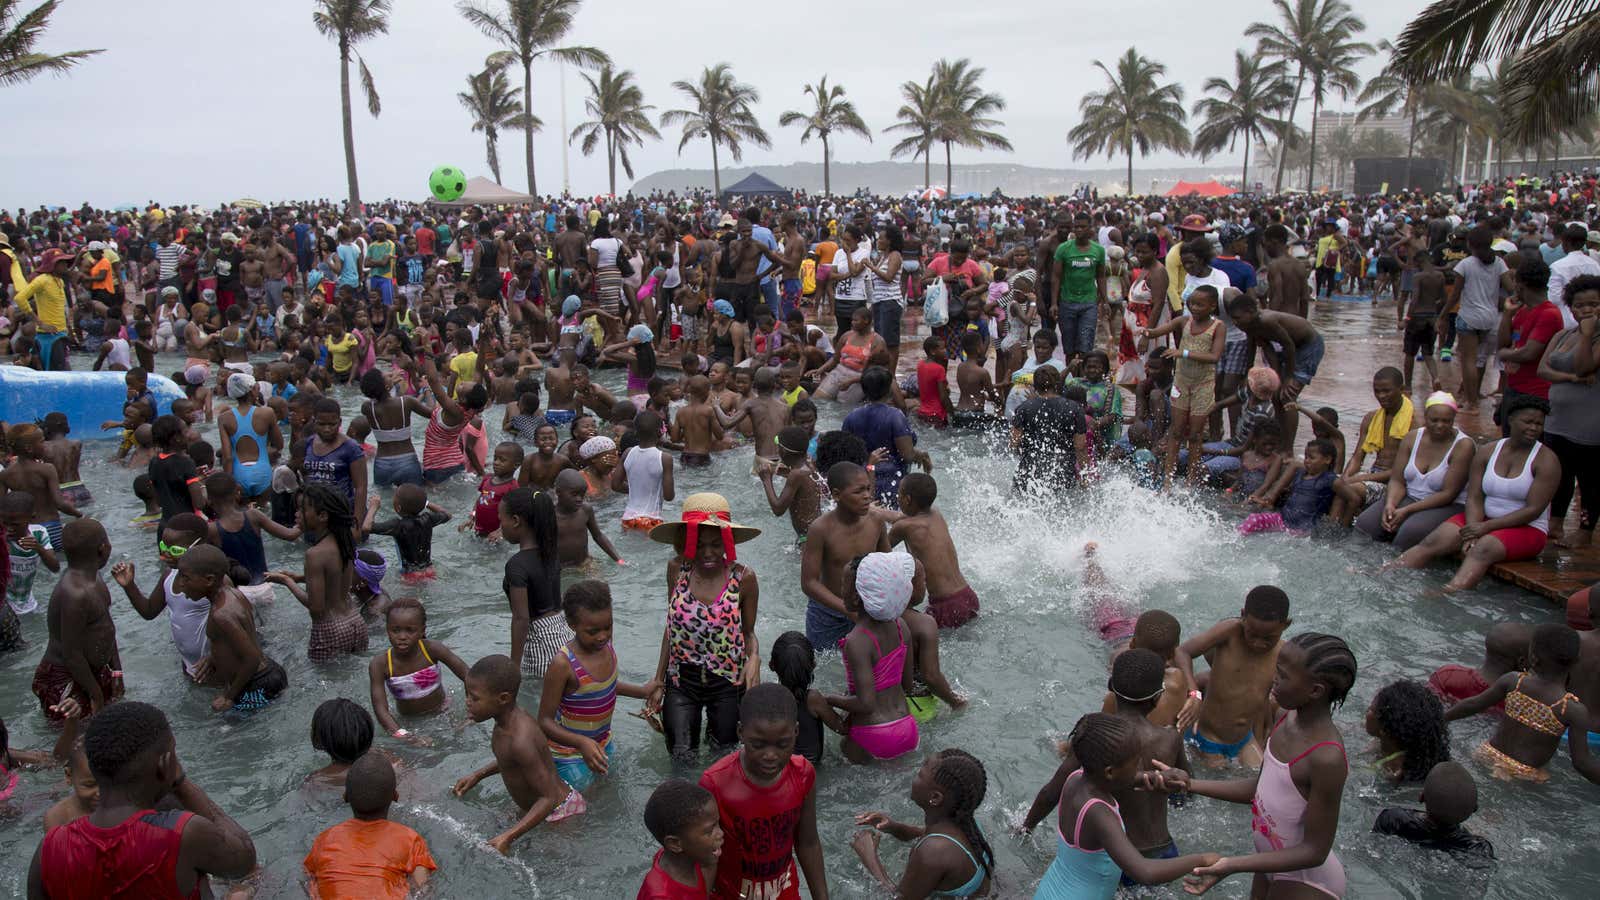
[1489,545,1600,603]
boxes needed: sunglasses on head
[158,537,201,558]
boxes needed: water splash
[406,803,542,895]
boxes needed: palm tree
[928,58,1012,195]
[1302,28,1371,191]
[0,0,101,86]
[778,77,870,197]
[661,63,770,196]
[1247,0,1368,193]
[312,0,389,213]
[1068,49,1190,196]
[457,0,609,197]
[569,66,659,196]
[1392,0,1600,146]
[458,62,538,185]
[1191,51,1292,190]
[885,75,939,191]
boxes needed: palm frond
[358,53,380,117]
[0,0,101,85]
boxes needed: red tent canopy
[1165,180,1235,198]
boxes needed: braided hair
[1290,632,1358,709]
[1069,712,1139,776]
[1371,680,1450,782]
[300,482,356,567]
[932,748,994,882]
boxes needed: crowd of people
[2,170,1600,898]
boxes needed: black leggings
[1315,265,1338,297]
[663,665,743,763]
[1547,432,1600,531]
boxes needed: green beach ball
[429,166,466,202]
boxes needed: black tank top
[794,696,823,764]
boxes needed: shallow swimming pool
[0,356,1591,899]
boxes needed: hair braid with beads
[933,748,995,881]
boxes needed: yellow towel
[1361,395,1413,453]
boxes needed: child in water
[826,551,919,763]
[852,748,995,897]
[1372,761,1494,862]
[303,753,437,896]
[307,698,376,789]
[1239,438,1338,534]
[768,631,847,766]
[536,581,657,793]
[890,473,979,629]
[367,598,469,744]
[1444,623,1600,784]
[1365,679,1451,783]
[1146,632,1359,898]
[363,484,452,580]
[1032,712,1219,897]
[638,779,723,899]
[757,425,825,543]
[698,684,828,900]
[1428,622,1528,711]
[454,654,583,854]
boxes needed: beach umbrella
[919,187,947,201]
[232,198,265,209]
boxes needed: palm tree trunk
[1274,65,1306,194]
[606,131,617,196]
[1242,140,1251,190]
[487,133,501,184]
[944,141,953,196]
[822,134,831,196]
[1126,139,1134,196]
[1305,94,1322,193]
[1404,104,1417,189]
[923,148,930,192]
[711,140,721,196]
[523,60,537,196]
[338,41,361,213]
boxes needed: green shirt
[366,239,396,280]
[1053,240,1105,305]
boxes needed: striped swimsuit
[550,642,619,791]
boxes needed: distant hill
[630,160,1250,196]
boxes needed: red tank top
[422,405,466,472]
[41,808,199,900]
[699,752,815,900]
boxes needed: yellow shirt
[449,351,479,397]
[1316,235,1342,271]
[325,333,358,372]
[1164,244,1186,313]
[17,274,68,331]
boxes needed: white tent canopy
[437,176,535,206]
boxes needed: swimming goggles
[158,537,201,558]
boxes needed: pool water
[0,354,1592,900]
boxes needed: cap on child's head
[1109,648,1167,703]
[344,751,397,817]
[311,699,374,765]
[644,778,715,845]
[1243,585,1290,621]
[1422,761,1478,826]
[1132,610,1181,654]
[739,682,798,728]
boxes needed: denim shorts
[422,463,464,485]
[373,453,424,487]
[1293,334,1325,385]
[873,300,904,349]
[805,600,853,651]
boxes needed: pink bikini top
[840,620,907,696]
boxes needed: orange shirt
[815,241,839,269]
[303,818,436,900]
[89,257,114,292]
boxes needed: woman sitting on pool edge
[1388,395,1560,591]
[1354,391,1475,552]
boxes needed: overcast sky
[2,0,1432,207]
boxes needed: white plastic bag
[923,277,949,328]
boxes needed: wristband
[393,728,410,738]
[1182,349,1190,359]
[1188,690,1202,701]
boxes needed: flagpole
[560,62,571,196]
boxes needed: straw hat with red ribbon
[649,493,761,561]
